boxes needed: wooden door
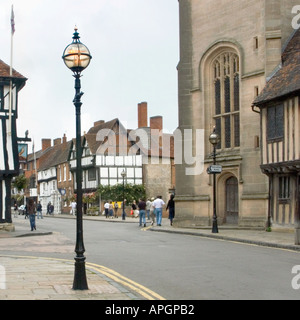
[225,176,238,224]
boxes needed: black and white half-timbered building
[69,119,143,194]
[0,60,27,227]
[253,28,300,240]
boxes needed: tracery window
[213,52,240,149]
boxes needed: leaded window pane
[234,75,239,111]
[234,114,240,147]
[225,115,231,148]
[215,118,221,149]
[224,77,230,113]
[215,79,221,115]
[267,107,275,139]
[279,176,290,199]
[267,104,284,140]
[213,52,240,149]
[276,104,284,138]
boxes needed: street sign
[207,165,222,174]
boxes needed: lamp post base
[73,257,88,290]
[212,220,219,233]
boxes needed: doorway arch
[225,176,239,224]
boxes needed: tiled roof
[27,149,49,162]
[253,28,300,106]
[38,140,72,171]
[0,59,27,80]
[85,118,122,154]
[85,119,174,158]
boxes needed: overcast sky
[0,0,179,151]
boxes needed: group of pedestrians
[102,194,175,227]
[13,200,52,231]
[104,200,119,219]
[137,194,175,227]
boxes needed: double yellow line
[0,254,165,300]
[86,262,165,300]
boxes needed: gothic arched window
[213,52,240,149]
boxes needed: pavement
[0,213,299,300]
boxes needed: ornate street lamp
[209,127,220,233]
[121,170,126,220]
[62,27,92,290]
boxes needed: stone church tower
[175,0,299,228]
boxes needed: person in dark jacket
[166,194,175,226]
[138,198,146,227]
[28,199,36,231]
[36,201,43,219]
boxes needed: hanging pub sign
[18,143,28,163]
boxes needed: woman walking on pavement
[166,194,175,226]
[28,198,36,231]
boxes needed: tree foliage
[12,175,28,192]
[97,183,146,204]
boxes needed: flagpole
[8,5,15,135]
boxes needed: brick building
[24,102,174,214]
[69,102,175,209]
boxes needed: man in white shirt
[71,201,77,215]
[152,196,165,226]
[104,201,110,218]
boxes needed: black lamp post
[209,127,220,234]
[121,170,126,220]
[62,27,92,290]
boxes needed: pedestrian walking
[146,198,151,220]
[114,202,119,218]
[71,201,77,215]
[28,198,36,231]
[109,201,114,218]
[150,197,156,225]
[131,200,137,218]
[153,196,165,226]
[36,201,43,219]
[166,194,175,226]
[47,202,51,215]
[104,201,109,218]
[138,198,146,227]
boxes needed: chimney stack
[53,138,61,146]
[62,134,67,144]
[94,120,105,127]
[150,116,163,147]
[150,116,163,132]
[41,139,51,151]
[138,102,148,128]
